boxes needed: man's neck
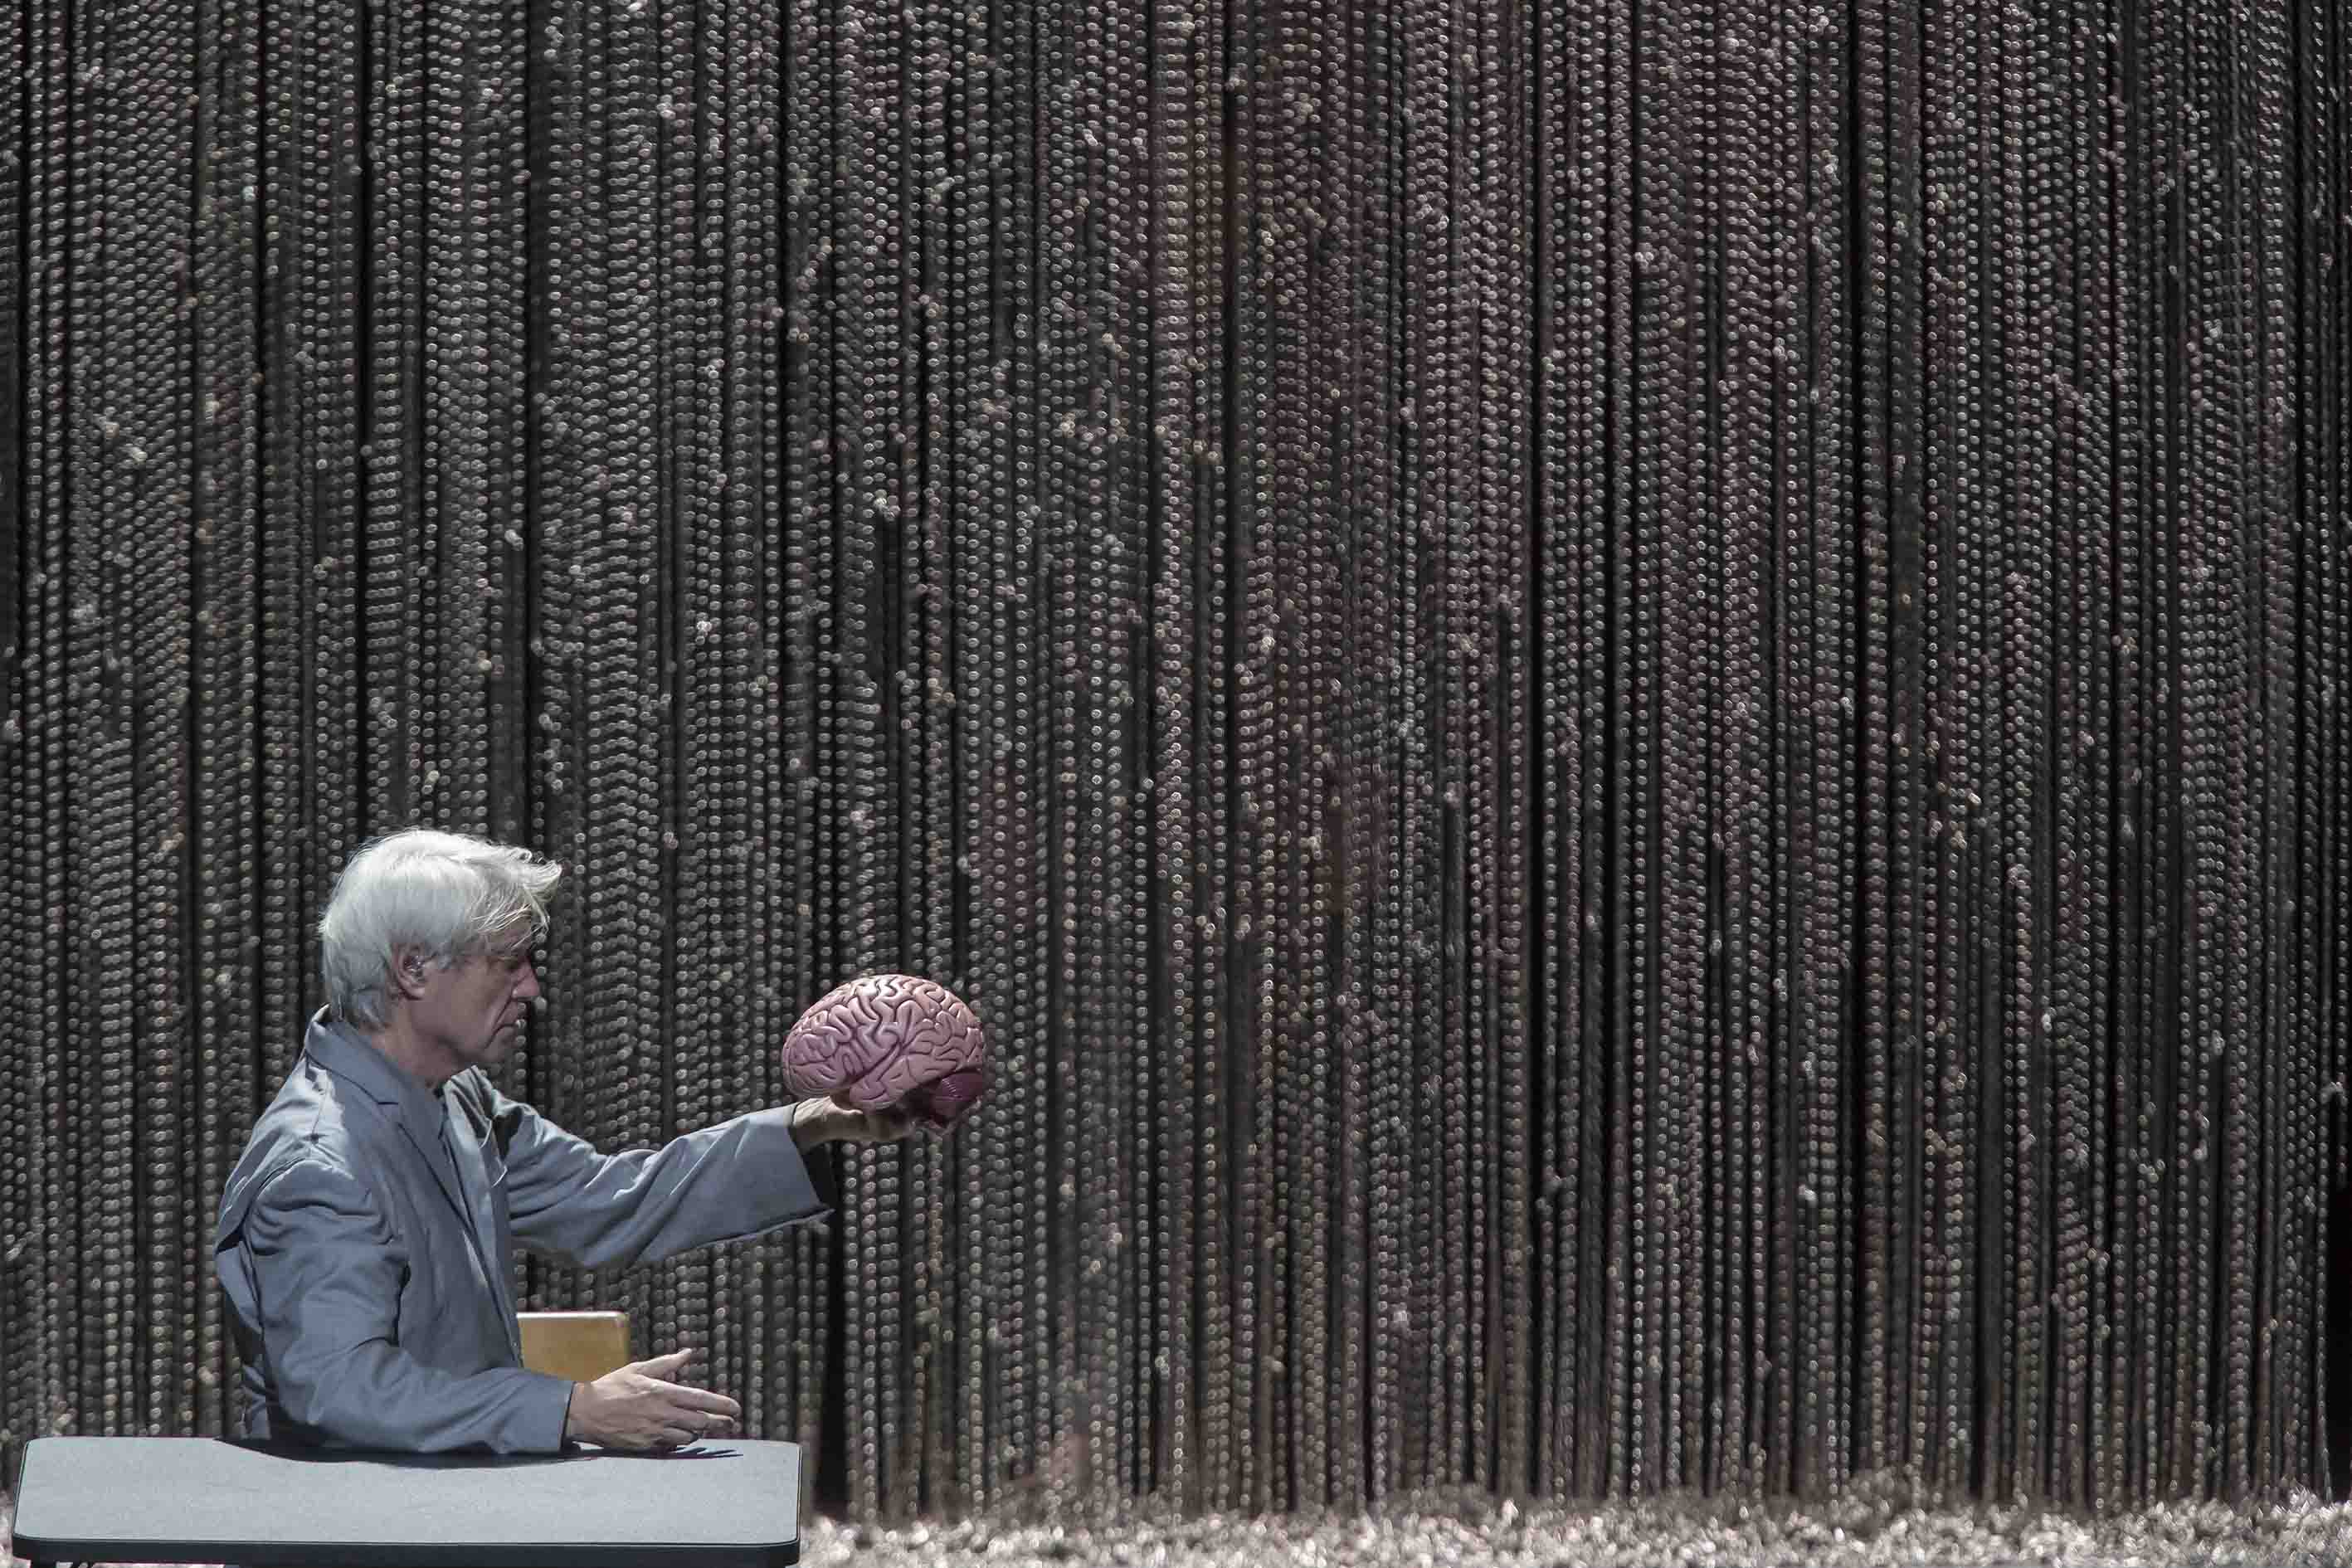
[355,1014,459,1095]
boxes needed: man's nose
[514,959,543,1001]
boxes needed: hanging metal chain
[1,0,2347,1520]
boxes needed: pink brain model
[780,974,986,1131]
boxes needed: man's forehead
[487,923,542,955]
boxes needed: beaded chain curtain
[2,0,2349,1525]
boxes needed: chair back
[518,1310,632,1383]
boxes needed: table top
[10,1435,801,1567]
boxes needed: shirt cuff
[528,1369,577,1453]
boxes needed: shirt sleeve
[239,1157,576,1454]
[483,1081,837,1273]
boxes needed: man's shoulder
[250,1051,391,1150]
[217,1060,396,1234]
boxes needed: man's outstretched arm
[482,1079,853,1273]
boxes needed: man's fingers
[606,1346,741,1448]
[659,1410,730,1446]
[666,1386,741,1419]
[639,1372,739,1416]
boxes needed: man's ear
[390,947,435,1000]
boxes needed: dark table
[9,1435,801,1568]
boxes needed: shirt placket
[435,1091,519,1358]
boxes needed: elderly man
[213,827,910,1455]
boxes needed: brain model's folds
[780,974,986,1131]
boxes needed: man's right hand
[563,1347,741,1450]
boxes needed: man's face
[411,924,541,1074]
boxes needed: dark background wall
[2,0,2348,1522]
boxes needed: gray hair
[319,829,562,1028]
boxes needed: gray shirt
[213,1009,834,1454]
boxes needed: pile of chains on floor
[1,0,2347,1527]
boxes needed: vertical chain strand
[0,0,2346,1517]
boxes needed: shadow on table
[214,1439,744,1468]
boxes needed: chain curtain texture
[2,0,2350,1523]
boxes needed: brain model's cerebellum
[780,974,986,1131]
